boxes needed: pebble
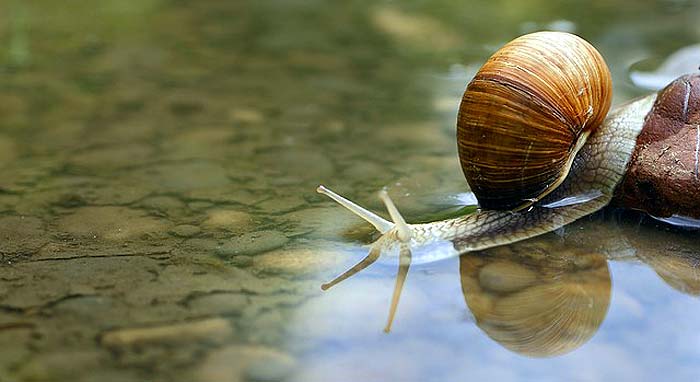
[478,261,538,294]
[0,216,47,255]
[100,317,233,348]
[202,209,254,232]
[251,244,347,276]
[197,344,295,382]
[140,196,187,214]
[280,207,364,239]
[254,195,306,214]
[216,230,289,258]
[57,206,171,240]
[170,224,202,237]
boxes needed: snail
[316,31,700,332]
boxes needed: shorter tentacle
[321,246,381,291]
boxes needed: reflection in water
[643,251,700,295]
[618,218,700,296]
[459,239,611,357]
[293,214,700,381]
[629,44,700,91]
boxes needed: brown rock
[615,74,700,218]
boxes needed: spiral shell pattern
[457,31,612,210]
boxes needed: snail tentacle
[316,185,393,233]
[318,186,417,332]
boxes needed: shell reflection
[459,240,611,357]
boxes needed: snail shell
[457,31,613,211]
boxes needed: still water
[0,1,699,381]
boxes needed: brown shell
[457,31,612,211]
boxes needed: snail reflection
[607,215,700,296]
[459,237,611,357]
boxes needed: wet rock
[478,261,538,294]
[216,231,289,258]
[254,195,306,214]
[0,216,47,256]
[100,317,233,348]
[139,196,188,215]
[57,206,171,240]
[251,243,348,276]
[280,207,364,238]
[180,238,220,253]
[196,344,296,382]
[615,74,700,218]
[203,209,254,232]
[15,350,102,382]
[170,224,201,237]
[51,295,118,322]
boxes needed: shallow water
[0,1,699,381]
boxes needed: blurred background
[0,1,699,381]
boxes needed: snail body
[316,31,700,332]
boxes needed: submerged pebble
[0,216,47,256]
[216,230,289,258]
[203,209,254,232]
[281,207,363,238]
[196,344,296,382]
[57,206,171,240]
[100,317,233,348]
[251,244,348,276]
[170,224,202,237]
